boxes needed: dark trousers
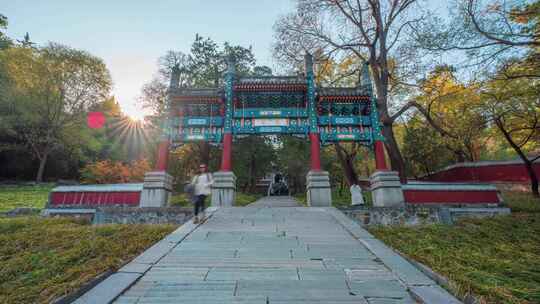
[194,195,207,216]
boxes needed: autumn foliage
[80,159,150,184]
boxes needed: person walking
[190,164,213,223]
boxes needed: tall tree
[316,56,370,186]
[481,63,540,196]
[0,43,112,182]
[276,136,311,194]
[139,35,271,173]
[416,0,539,76]
[407,66,486,162]
[233,136,276,192]
[274,0,428,180]
[401,114,457,177]
[0,14,12,49]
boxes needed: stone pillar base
[370,170,405,207]
[306,170,332,207]
[211,171,236,207]
[140,171,173,207]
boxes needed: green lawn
[501,191,540,213]
[234,192,264,206]
[0,184,53,212]
[0,217,176,304]
[369,192,540,304]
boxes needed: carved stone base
[370,170,405,207]
[306,170,332,207]
[211,171,236,207]
[140,171,173,207]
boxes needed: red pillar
[309,133,321,171]
[155,140,170,171]
[220,133,233,171]
[374,140,388,171]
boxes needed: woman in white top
[191,164,213,223]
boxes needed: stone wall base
[211,171,236,207]
[93,207,192,225]
[370,170,405,207]
[140,171,173,207]
[342,206,510,226]
[306,170,332,207]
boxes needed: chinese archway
[155,54,391,207]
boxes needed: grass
[0,184,53,212]
[369,192,540,304]
[501,191,540,213]
[234,192,264,206]
[293,193,307,206]
[0,216,176,304]
[170,192,192,207]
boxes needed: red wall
[423,162,540,183]
[404,190,500,205]
[50,191,140,206]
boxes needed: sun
[125,109,147,122]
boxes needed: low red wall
[404,190,500,205]
[50,191,140,206]
[422,160,540,183]
[49,183,143,207]
[403,183,502,205]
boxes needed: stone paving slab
[206,268,299,281]
[114,296,267,304]
[248,195,300,207]
[74,272,142,304]
[76,198,462,304]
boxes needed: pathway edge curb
[323,207,463,304]
[71,207,220,304]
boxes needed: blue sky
[3,0,295,119]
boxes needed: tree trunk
[198,142,210,166]
[249,155,256,193]
[381,125,407,183]
[372,70,407,182]
[524,160,539,197]
[334,144,359,186]
[36,152,48,183]
[495,118,539,197]
[363,149,371,177]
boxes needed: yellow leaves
[315,55,361,86]
[80,159,151,184]
[418,68,482,117]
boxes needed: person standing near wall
[191,164,213,223]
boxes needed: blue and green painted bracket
[165,55,385,147]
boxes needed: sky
[3,0,295,120]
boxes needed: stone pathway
[76,197,460,304]
[247,195,300,207]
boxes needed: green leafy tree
[408,66,487,162]
[233,136,276,192]
[0,14,11,49]
[275,136,311,194]
[401,114,455,177]
[0,43,112,182]
[481,62,540,196]
[139,35,273,187]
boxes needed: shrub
[80,159,150,184]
